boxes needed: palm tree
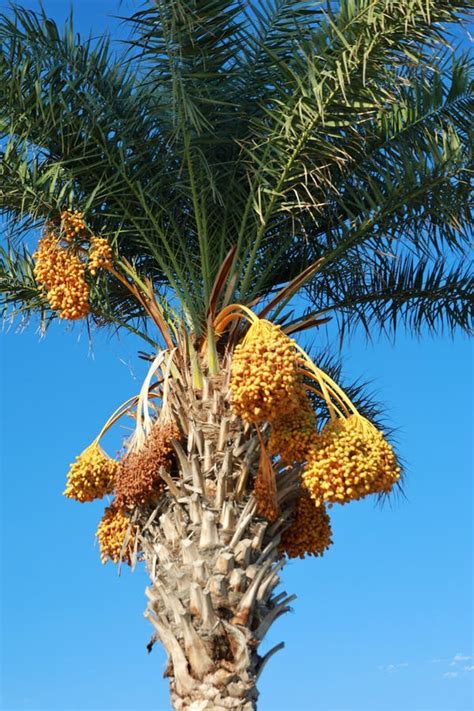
[1,1,472,708]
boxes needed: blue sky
[0,3,473,711]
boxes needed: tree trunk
[136,369,296,710]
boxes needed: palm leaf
[307,254,474,337]
[0,1,472,342]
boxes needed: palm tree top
[0,0,472,344]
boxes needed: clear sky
[0,3,473,711]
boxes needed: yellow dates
[96,506,135,565]
[33,235,90,320]
[268,386,316,463]
[64,443,118,503]
[303,415,401,506]
[230,320,300,423]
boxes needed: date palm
[1,1,472,709]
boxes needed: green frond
[307,254,474,338]
[1,1,472,343]
[0,241,50,323]
[234,1,472,300]
[314,54,473,258]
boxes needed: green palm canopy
[1,0,473,344]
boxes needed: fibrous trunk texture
[135,368,295,710]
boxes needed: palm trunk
[136,368,296,710]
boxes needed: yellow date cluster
[280,493,333,559]
[229,317,401,522]
[230,321,300,422]
[96,506,135,565]
[88,236,113,275]
[33,235,90,319]
[63,444,118,502]
[303,416,401,507]
[33,210,114,320]
[61,209,88,241]
[268,386,316,463]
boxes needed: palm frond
[0,241,50,323]
[0,7,210,325]
[0,1,472,342]
[237,0,473,298]
[308,254,474,337]
[312,53,473,259]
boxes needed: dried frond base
[137,371,293,709]
[254,468,279,523]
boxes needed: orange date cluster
[230,321,300,423]
[33,211,114,320]
[280,493,333,559]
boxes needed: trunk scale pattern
[137,369,296,709]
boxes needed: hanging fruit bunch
[115,420,180,508]
[33,210,114,320]
[216,306,401,555]
[225,310,400,500]
[61,209,88,241]
[302,415,401,507]
[63,350,181,566]
[64,443,119,503]
[224,311,317,466]
[114,350,180,509]
[279,492,333,560]
[88,237,114,275]
[96,505,137,565]
[229,317,300,422]
[268,384,317,464]
[33,233,90,319]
